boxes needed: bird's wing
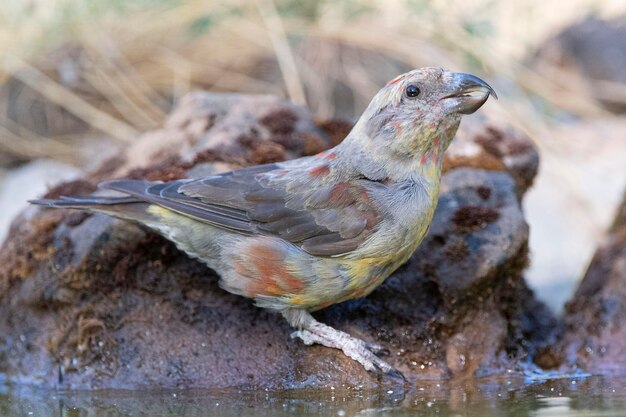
[101,161,383,256]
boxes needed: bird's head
[344,67,496,180]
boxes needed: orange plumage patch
[309,164,330,177]
[386,73,409,86]
[329,183,353,205]
[324,152,337,161]
[315,150,337,161]
[240,243,305,298]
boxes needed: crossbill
[32,68,496,375]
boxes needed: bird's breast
[353,175,440,259]
[337,175,440,299]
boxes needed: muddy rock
[444,114,539,195]
[0,92,551,389]
[537,191,626,374]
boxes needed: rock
[533,15,626,112]
[93,92,330,181]
[444,114,539,196]
[536,190,626,374]
[0,92,552,389]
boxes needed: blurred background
[1,0,625,313]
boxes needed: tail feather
[30,195,140,208]
[29,179,154,208]
[29,187,154,223]
[99,179,153,196]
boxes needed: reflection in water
[1,376,625,417]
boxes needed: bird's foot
[291,323,394,374]
[363,340,390,356]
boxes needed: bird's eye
[405,85,420,98]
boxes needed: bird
[31,67,496,375]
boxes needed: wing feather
[101,160,382,256]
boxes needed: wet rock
[0,92,552,389]
[537,191,626,374]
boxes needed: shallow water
[1,375,625,417]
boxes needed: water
[1,376,625,416]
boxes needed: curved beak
[442,72,497,115]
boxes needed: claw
[363,341,390,356]
[290,329,315,345]
[381,366,407,384]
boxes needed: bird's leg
[282,308,395,374]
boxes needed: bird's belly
[327,203,437,305]
[223,235,424,311]
[145,206,431,312]
[141,208,379,311]
[215,232,415,311]
[332,235,424,304]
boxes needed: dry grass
[1,0,624,142]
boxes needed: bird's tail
[31,195,140,208]
[29,182,155,223]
